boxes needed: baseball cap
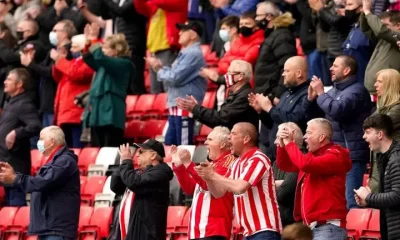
[133,139,165,158]
[176,21,203,38]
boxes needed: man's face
[136,148,156,169]
[363,128,381,152]
[239,17,257,29]
[53,22,68,45]
[304,124,324,153]
[4,72,21,95]
[17,21,32,40]
[381,17,400,31]
[178,29,195,46]
[220,23,236,40]
[282,62,298,88]
[229,125,245,156]
[345,0,360,10]
[39,130,55,153]
[330,58,347,82]
[204,130,222,161]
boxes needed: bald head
[235,122,258,146]
[286,56,307,73]
[282,56,308,88]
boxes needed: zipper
[301,176,309,226]
[341,128,349,149]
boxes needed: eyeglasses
[226,71,243,76]
[138,149,155,155]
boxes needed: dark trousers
[5,186,26,206]
[91,125,124,147]
[61,123,84,148]
[164,115,194,146]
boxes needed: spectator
[134,0,187,94]
[303,55,371,209]
[110,140,173,240]
[211,0,259,17]
[195,122,282,239]
[276,118,351,239]
[355,114,400,240]
[82,24,134,147]
[20,19,76,128]
[0,19,46,106]
[362,5,400,96]
[13,0,40,24]
[172,126,235,240]
[249,56,309,160]
[176,60,259,130]
[78,0,147,94]
[146,21,206,146]
[0,0,16,37]
[273,122,301,227]
[282,223,313,240]
[0,126,80,240]
[51,34,93,148]
[0,68,41,206]
[369,69,400,192]
[342,0,374,84]
[188,0,216,43]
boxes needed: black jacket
[111,160,174,240]
[13,146,80,239]
[366,141,400,240]
[0,93,41,174]
[295,0,317,54]
[259,81,309,160]
[192,83,259,130]
[254,13,297,97]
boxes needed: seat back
[95,147,119,168]
[78,148,100,174]
[102,176,114,195]
[125,95,138,117]
[94,194,115,208]
[88,207,114,238]
[167,206,188,230]
[151,93,167,112]
[134,94,156,112]
[83,176,107,198]
[346,208,372,239]
[79,206,94,230]
[368,210,380,231]
[0,207,18,228]
[87,165,107,177]
[80,176,88,194]
[71,148,82,157]
[12,207,30,228]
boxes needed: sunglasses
[138,149,155,154]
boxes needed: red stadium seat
[80,207,113,240]
[125,95,139,119]
[144,93,168,119]
[124,120,145,140]
[80,176,88,194]
[78,148,100,175]
[296,38,304,56]
[4,207,31,240]
[0,186,5,205]
[202,91,216,109]
[346,208,372,240]
[194,124,212,145]
[0,207,18,239]
[200,44,211,57]
[363,174,369,187]
[81,176,107,206]
[79,206,94,231]
[360,210,380,240]
[138,120,167,142]
[173,207,191,239]
[71,148,82,157]
[31,149,45,175]
[144,70,151,93]
[130,94,156,120]
[166,206,188,235]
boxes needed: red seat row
[80,176,107,206]
[124,119,167,142]
[347,208,380,240]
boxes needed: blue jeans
[42,113,54,128]
[165,115,194,145]
[306,50,331,86]
[5,186,26,206]
[39,235,73,240]
[313,224,347,240]
[346,161,367,209]
[243,231,280,240]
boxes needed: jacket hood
[272,12,296,28]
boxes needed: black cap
[133,139,165,158]
[176,21,203,38]
[0,0,6,3]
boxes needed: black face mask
[257,19,269,30]
[345,9,360,23]
[239,26,254,37]
[16,31,24,41]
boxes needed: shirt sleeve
[238,157,267,187]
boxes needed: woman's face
[374,75,384,97]
[101,41,117,57]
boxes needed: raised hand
[248,93,262,113]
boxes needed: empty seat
[71,148,82,157]
[31,149,45,175]
[78,148,100,175]
[80,207,114,240]
[173,208,191,239]
[4,206,30,240]
[0,207,19,238]
[346,208,373,240]
[124,120,145,140]
[130,94,156,119]
[94,177,115,207]
[79,206,94,231]
[139,120,167,142]
[144,93,168,119]
[194,124,212,144]
[80,176,88,194]
[192,145,208,164]
[81,176,107,206]
[126,95,139,118]
[88,148,119,176]
[166,206,188,234]
[360,209,380,240]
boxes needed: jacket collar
[241,29,264,43]
[287,81,309,94]
[312,142,335,156]
[334,75,358,90]
[7,92,27,104]
[180,42,200,54]
[228,82,251,97]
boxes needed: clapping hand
[119,143,133,162]
[279,127,295,146]
[144,56,163,72]
[176,95,198,112]
[194,160,215,180]
[20,49,35,66]
[310,75,325,96]
[354,186,371,207]
[255,93,273,112]
[0,162,16,184]
[362,0,372,15]
[248,93,263,113]
[199,68,219,82]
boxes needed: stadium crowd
[0,0,399,239]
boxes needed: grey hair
[257,1,282,17]
[229,60,253,82]
[277,122,304,147]
[307,118,333,139]
[212,126,231,150]
[41,126,66,145]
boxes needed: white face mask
[37,140,49,154]
[219,29,230,42]
[49,31,58,46]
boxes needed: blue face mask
[71,52,82,58]
[219,29,230,42]
[49,31,58,46]
[37,140,47,153]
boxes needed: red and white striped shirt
[172,153,236,239]
[230,147,282,236]
[119,189,135,240]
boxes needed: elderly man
[0,68,41,206]
[249,56,309,160]
[172,126,235,240]
[0,126,80,240]
[355,114,400,240]
[111,139,173,240]
[276,118,351,239]
[177,60,258,130]
[196,122,282,240]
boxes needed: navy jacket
[303,76,371,162]
[13,146,80,239]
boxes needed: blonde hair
[376,69,400,109]
[105,33,131,57]
[228,60,253,82]
[277,122,304,147]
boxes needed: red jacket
[134,0,188,50]
[52,57,93,126]
[218,30,264,75]
[276,142,352,226]
[172,153,235,239]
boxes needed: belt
[309,220,346,230]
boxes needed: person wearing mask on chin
[0,68,41,206]
[342,0,374,84]
[0,126,80,240]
